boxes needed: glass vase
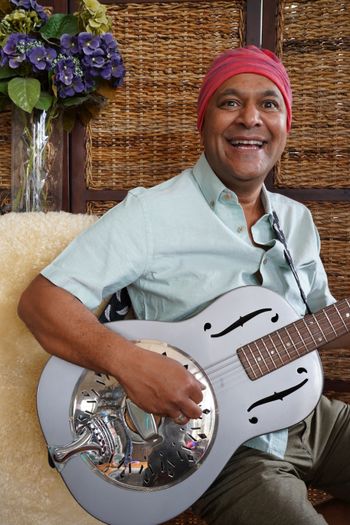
[11,106,64,212]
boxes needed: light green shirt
[42,153,335,458]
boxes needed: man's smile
[228,138,267,150]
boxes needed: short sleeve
[41,191,151,310]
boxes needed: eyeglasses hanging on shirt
[271,211,312,315]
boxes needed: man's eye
[262,100,279,109]
[221,99,239,108]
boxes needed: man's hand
[116,343,205,423]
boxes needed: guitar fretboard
[237,298,350,380]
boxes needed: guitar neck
[238,298,350,380]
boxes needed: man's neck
[236,188,266,240]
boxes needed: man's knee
[194,467,327,525]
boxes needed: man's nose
[236,103,262,128]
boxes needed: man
[18,46,350,524]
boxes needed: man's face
[201,73,288,192]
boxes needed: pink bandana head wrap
[197,45,292,132]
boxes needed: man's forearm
[17,274,135,378]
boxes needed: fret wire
[252,340,269,374]
[267,333,285,365]
[331,302,350,332]
[334,302,348,330]
[311,315,327,344]
[247,343,263,376]
[285,324,304,357]
[293,322,312,354]
[260,337,277,370]
[302,317,317,346]
[306,316,327,348]
[243,345,260,376]
[239,346,257,379]
[322,309,337,336]
[275,329,292,359]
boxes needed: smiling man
[18,46,350,524]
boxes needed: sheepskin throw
[0,211,102,525]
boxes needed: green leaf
[8,77,41,112]
[0,66,18,80]
[0,80,8,95]
[40,14,79,39]
[34,91,54,111]
[61,95,91,107]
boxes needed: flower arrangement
[0,0,125,212]
[0,0,125,127]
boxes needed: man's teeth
[231,140,264,147]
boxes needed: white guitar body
[37,286,325,525]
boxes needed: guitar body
[37,286,324,525]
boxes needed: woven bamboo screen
[305,201,350,301]
[0,111,11,210]
[275,0,350,188]
[303,201,350,391]
[85,0,245,213]
[275,1,350,394]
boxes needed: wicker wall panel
[275,0,350,188]
[0,111,12,210]
[87,200,120,215]
[304,201,350,386]
[85,0,245,192]
[305,201,350,300]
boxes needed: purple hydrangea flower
[10,0,48,23]
[60,34,79,56]
[2,33,29,68]
[82,48,105,74]
[78,32,101,56]
[28,45,56,71]
[54,56,76,86]
[58,75,85,97]
[51,55,94,98]
[110,58,125,87]
[100,33,117,54]
[0,49,7,67]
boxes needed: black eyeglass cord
[271,211,312,315]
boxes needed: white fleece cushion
[0,211,101,525]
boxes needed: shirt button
[210,200,215,208]
[263,258,268,265]
[237,226,244,233]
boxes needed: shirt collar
[192,152,273,216]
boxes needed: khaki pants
[192,396,350,525]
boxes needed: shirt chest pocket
[280,260,317,309]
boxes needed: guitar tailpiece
[49,415,115,468]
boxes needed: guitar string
[214,303,350,377]
[194,313,349,385]
[202,317,345,379]
[205,322,345,385]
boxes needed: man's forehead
[216,73,284,97]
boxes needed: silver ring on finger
[174,413,187,424]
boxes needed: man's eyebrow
[217,88,282,98]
